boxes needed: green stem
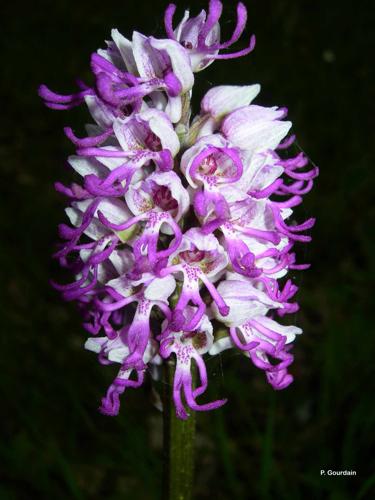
[163,360,196,500]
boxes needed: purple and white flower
[164,0,256,71]
[40,0,318,419]
[160,309,227,419]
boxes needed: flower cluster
[39,0,318,419]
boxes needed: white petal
[141,109,180,156]
[222,105,292,153]
[213,279,281,326]
[125,180,154,215]
[97,43,126,71]
[113,117,144,151]
[106,276,134,297]
[67,155,108,178]
[132,31,162,79]
[95,198,132,225]
[108,348,129,363]
[174,228,228,279]
[65,206,108,241]
[151,171,190,221]
[84,337,107,353]
[66,198,132,242]
[111,29,138,74]
[144,275,176,301]
[209,335,234,355]
[84,95,116,128]
[202,85,261,120]
[165,95,182,123]
[109,248,134,275]
[214,296,270,326]
[175,10,205,44]
[180,134,228,188]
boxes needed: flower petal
[150,37,194,93]
[213,277,281,326]
[84,95,117,128]
[111,28,138,74]
[222,105,292,154]
[202,84,260,120]
[144,275,176,301]
[67,155,108,178]
[132,31,162,80]
[141,109,180,156]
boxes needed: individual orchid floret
[181,134,244,224]
[160,309,227,419]
[98,209,183,276]
[85,331,158,415]
[41,0,318,420]
[229,316,300,390]
[210,273,301,389]
[164,0,256,71]
[130,32,194,96]
[74,110,178,199]
[59,197,130,249]
[211,273,282,325]
[159,229,229,331]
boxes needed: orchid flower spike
[40,1,318,419]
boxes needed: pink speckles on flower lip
[40,0,318,419]
[176,343,194,365]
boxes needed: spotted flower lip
[160,309,227,420]
[40,0,318,419]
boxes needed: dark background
[1,0,374,498]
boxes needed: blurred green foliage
[1,0,374,498]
